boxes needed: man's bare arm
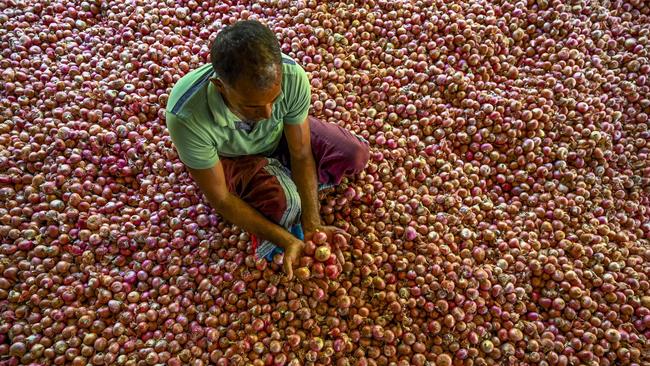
[284,118,349,265]
[187,161,298,251]
[283,119,322,233]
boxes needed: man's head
[210,20,282,122]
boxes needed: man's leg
[307,116,370,186]
[220,156,301,259]
[272,116,370,187]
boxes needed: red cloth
[220,116,370,258]
[221,116,369,224]
[220,156,288,223]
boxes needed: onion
[314,245,332,262]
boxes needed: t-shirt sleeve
[283,65,311,125]
[166,113,220,170]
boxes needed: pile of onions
[0,0,648,365]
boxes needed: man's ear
[211,78,226,94]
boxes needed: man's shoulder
[281,53,298,66]
[167,64,214,119]
[280,53,305,75]
[280,54,309,96]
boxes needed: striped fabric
[255,158,302,259]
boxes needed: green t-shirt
[165,54,310,170]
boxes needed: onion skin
[1,0,648,365]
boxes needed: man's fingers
[335,247,345,266]
[338,229,352,241]
[284,257,293,281]
[332,230,351,251]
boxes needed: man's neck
[220,92,248,122]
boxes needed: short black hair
[210,20,282,89]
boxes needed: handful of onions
[294,231,347,281]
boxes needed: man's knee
[280,180,301,227]
[347,138,370,174]
[262,160,302,227]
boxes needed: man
[165,20,369,280]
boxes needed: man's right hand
[282,238,304,281]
